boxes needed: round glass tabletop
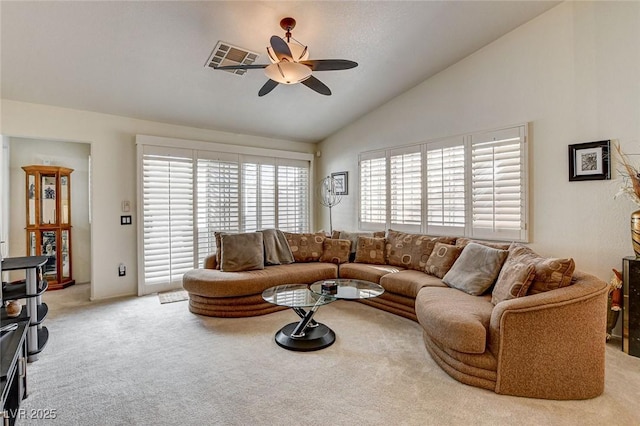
[261,284,335,308]
[309,279,384,300]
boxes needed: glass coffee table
[262,279,384,351]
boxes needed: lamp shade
[267,43,309,63]
[264,62,311,84]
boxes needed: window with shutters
[141,147,194,287]
[470,127,527,241]
[390,147,422,231]
[358,124,528,241]
[426,138,465,235]
[359,152,387,229]
[137,136,312,292]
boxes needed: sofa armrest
[203,253,218,270]
[489,271,608,399]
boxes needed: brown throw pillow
[283,232,325,262]
[509,244,575,295]
[354,236,387,265]
[386,230,456,271]
[492,259,536,305]
[220,232,264,272]
[425,242,463,278]
[319,239,351,264]
[442,243,509,295]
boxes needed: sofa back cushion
[284,232,326,262]
[386,229,455,271]
[354,236,387,265]
[442,243,508,296]
[220,232,265,272]
[319,239,351,264]
[424,242,463,278]
[509,244,576,295]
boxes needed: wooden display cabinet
[22,165,75,289]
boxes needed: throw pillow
[220,232,264,272]
[455,237,511,250]
[354,236,387,265]
[283,232,325,262]
[442,243,509,296]
[319,239,351,264]
[491,260,536,305]
[508,244,575,295]
[385,229,416,268]
[424,243,463,278]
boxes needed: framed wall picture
[568,140,611,181]
[331,171,348,195]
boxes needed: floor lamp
[318,176,342,235]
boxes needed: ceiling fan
[213,17,358,96]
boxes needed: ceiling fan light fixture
[267,42,309,63]
[265,62,311,84]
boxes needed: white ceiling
[1,1,559,144]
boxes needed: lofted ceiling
[1,1,559,143]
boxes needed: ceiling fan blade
[258,79,279,97]
[301,76,331,96]
[300,60,358,71]
[212,64,268,70]
[269,36,293,62]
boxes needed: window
[358,124,528,241]
[359,151,387,228]
[141,146,194,286]
[138,135,312,292]
[470,127,526,241]
[426,138,465,235]
[390,147,422,231]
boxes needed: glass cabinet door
[61,175,70,224]
[41,230,58,280]
[28,173,36,226]
[61,230,70,281]
[41,174,57,225]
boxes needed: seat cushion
[380,269,446,298]
[416,287,493,354]
[338,263,404,283]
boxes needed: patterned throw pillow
[491,260,536,305]
[424,242,463,278]
[283,232,325,263]
[386,230,455,271]
[508,244,575,295]
[319,239,351,264]
[354,236,387,265]
[442,243,509,295]
[214,231,226,270]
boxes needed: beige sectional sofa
[182,229,608,400]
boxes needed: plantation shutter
[241,157,276,232]
[277,159,309,232]
[389,146,422,232]
[196,152,239,267]
[470,126,527,240]
[359,151,387,229]
[426,138,466,235]
[141,146,194,286]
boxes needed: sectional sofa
[182,230,608,400]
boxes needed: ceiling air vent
[205,41,260,76]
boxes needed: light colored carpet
[19,283,640,425]
[158,289,189,304]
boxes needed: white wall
[8,138,91,284]
[317,1,640,282]
[0,100,315,299]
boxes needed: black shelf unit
[1,256,50,362]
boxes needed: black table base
[274,322,336,352]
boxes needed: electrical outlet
[118,263,126,277]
